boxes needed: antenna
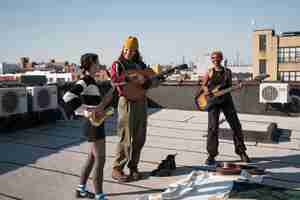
[236,51,240,66]
[251,19,257,31]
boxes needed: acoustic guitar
[194,82,242,111]
[84,64,188,124]
[83,106,114,127]
[83,87,116,127]
[122,64,188,101]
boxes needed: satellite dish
[254,74,270,82]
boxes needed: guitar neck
[154,64,188,80]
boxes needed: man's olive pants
[113,96,147,170]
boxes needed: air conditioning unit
[0,87,27,117]
[26,85,58,111]
[259,83,291,103]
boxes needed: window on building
[259,59,266,74]
[297,72,300,81]
[279,72,283,81]
[296,47,300,62]
[290,48,296,62]
[290,71,296,81]
[285,48,290,62]
[278,48,284,63]
[259,34,267,51]
[279,71,300,82]
[284,72,289,81]
[278,47,300,63]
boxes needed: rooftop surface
[1,109,300,200]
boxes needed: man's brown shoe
[112,167,129,182]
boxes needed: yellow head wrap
[123,36,139,50]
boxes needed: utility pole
[236,51,240,66]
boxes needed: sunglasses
[124,48,136,53]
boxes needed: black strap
[218,67,229,89]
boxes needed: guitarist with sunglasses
[199,51,250,166]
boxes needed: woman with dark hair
[63,53,110,200]
[110,36,159,182]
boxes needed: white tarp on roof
[139,171,235,200]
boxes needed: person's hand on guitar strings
[202,86,212,96]
[94,109,106,119]
[84,105,106,119]
[83,105,103,113]
[128,73,145,84]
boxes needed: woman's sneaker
[95,193,108,200]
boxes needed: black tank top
[208,67,230,91]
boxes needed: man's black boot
[205,156,216,166]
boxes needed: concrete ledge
[218,122,281,143]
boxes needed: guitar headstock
[175,64,188,71]
[159,64,188,78]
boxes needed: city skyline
[1,0,300,69]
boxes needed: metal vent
[262,86,278,101]
[2,91,18,113]
[37,89,50,108]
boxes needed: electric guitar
[122,64,188,101]
[194,82,242,111]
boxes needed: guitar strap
[208,67,226,90]
[116,60,129,79]
[218,67,229,90]
[96,81,104,99]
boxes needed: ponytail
[80,53,99,75]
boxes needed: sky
[1,0,300,70]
